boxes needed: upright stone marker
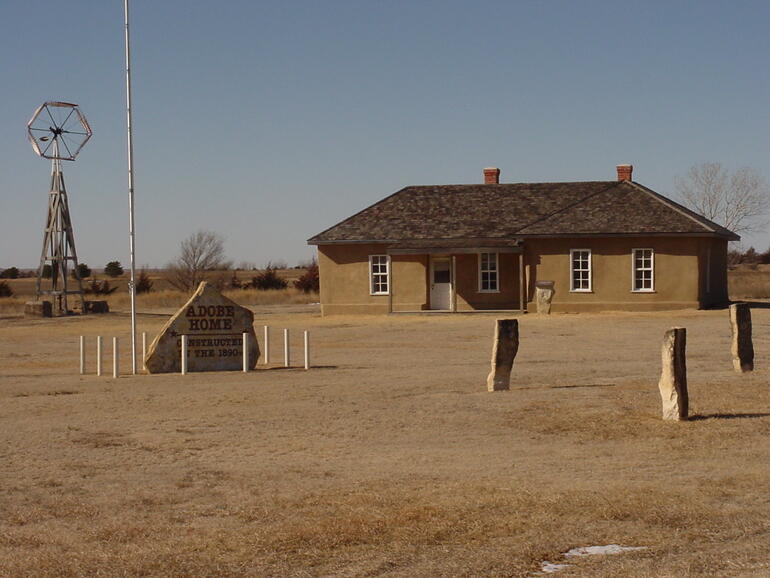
[658,327,688,421]
[535,281,555,314]
[729,303,754,373]
[487,319,519,392]
[145,282,259,373]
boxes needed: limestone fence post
[729,303,754,373]
[658,327,688,421]
[112,337,119,379]
[181,334,188,375]
[79,336,85,375]
[486,319,519,391]
[304,330,310,370]
[142,331,147,372]
[96,336,103,377]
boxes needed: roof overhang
[309,231,738,246]
[307,238,522,254]
[388,246,523,255]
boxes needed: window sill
[569,289,593,293]
[370,292,390,296]
[478,290,500,294]
[631,290,656,294]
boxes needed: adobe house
[307,165,738,315]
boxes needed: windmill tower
[27,101,92,315]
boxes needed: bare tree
[167,230,231,292]
[675,162,769,235]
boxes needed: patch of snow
[540,561,571,573]
[564,544,648,558]
[533,545,647,576]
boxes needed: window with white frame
[479,252,499,292]
[369,255,389,295]
[570,249,592,292]
[632,248,654,292]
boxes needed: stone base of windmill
[24,301,52,318]
[84,300,110,314]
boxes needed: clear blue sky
[1,0,768,270]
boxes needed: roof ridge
[627,181,739,241]
[512,181,623,234]
[406,180,615,189]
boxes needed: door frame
[429,256,453,310]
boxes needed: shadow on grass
[258,365,338,371]
[690,413,770,421]
[731,300,770,309]
[551,383,617,389]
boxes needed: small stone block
[658,327,688,421]
[486,319,519,392]
[24,300,52,318]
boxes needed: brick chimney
[483,167,500,184]
[616,164,633,181]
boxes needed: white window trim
[369,254,390,295]
[631,248,655,293]
[478,252,500,293]
[569,248,592,293]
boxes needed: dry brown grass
[107,287,317,311]
[728,266,770,299]
[1,306,769,576]
[0,269,317,315]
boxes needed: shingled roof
[308,179,739,244]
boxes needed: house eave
[309,231,738,246]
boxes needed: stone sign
[145,282,259,373]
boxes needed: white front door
[430,258,451,310]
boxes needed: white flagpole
[124,0,138,374]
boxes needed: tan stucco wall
[317,237,730,315]
[318,244,428,315]
[524,237,726,312]
[454,252,522,311]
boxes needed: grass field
[0,269,317,315]
[1,305,768,576]
[728,266,770,299]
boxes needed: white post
[242,332,249,372]
[304,330,310,370]
[96,336,103,376]
[112,337,119,379]
[263,325,269,364]
[142,331,146,371]
[284,328,290,367]
[181,334,188,375]
[79,336,85,375]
